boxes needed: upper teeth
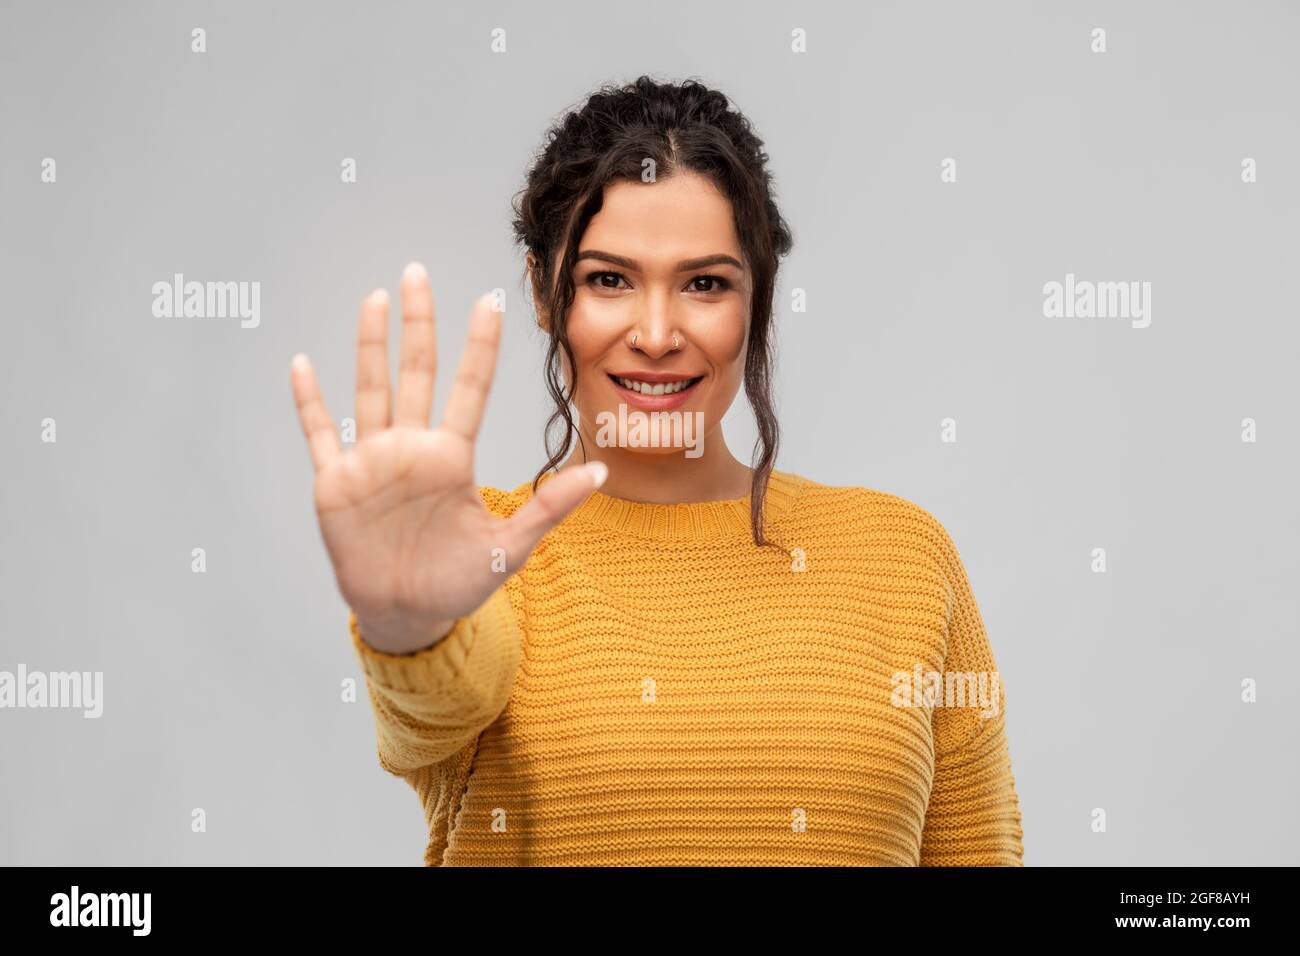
[617,376,695,395]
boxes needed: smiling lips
[607,371,704,410]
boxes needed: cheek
[695,311,748,424]
[698,309,748,375]
[559,303,617,391]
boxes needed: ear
[525,252,552,332]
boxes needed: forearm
[350,585,523,775]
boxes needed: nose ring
[629,333,680,349]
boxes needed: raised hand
[290,262,606,655]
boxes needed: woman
[290,76,1024,866]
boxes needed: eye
[689,275,731,294]
[583,271,732,294]
[586,271,628,290]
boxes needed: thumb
[502,462,607,567]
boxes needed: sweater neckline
[531,468,805,542]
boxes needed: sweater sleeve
[348,583,524,777]
[917,514,1025,866]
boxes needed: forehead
[579,171,741,263]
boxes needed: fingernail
[291,353,309,371]
[586,461,608,488]
[369,288,389,305]
[403,261,427,281]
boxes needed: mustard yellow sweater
[348,469,1024,866]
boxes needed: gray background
[1,0,1296,866]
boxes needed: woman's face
[549,170,752,458]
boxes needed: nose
[629,292,681,358]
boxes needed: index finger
[440,293,502,442]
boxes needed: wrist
[354,611,456,656]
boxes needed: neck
[561,423,754,504]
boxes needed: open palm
[290,263,605,655]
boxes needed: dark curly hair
[511,75,794,547]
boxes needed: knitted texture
[349,470,1024,866]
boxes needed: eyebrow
[574,250,745,272]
